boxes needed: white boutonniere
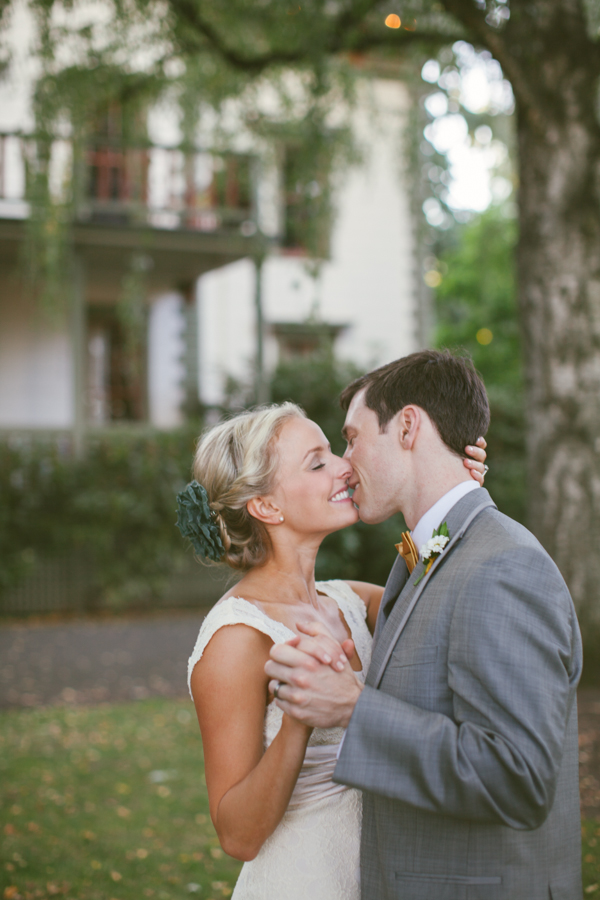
[414,522,450,585]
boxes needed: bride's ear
[247,496,282,526]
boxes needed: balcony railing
[0,132,258,235]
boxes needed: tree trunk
[513,3,600,630]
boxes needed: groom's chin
[357,507,380,525]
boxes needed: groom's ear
[246,496,282,525]
[397,406,420,450]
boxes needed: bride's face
[269,416,358,537]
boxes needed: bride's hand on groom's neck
[463,436,487,484]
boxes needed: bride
[182,402,486,900]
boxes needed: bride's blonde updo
[192,402,306,570]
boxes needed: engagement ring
[274,681,282,700]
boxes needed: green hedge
[0,429,199,608]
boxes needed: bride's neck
[245,537,322,606]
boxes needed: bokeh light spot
[424,270,442,288]
[385,14,401,28]
[476,328,493,345]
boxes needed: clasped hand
[264,622,363,730]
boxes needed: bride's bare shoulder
[190,620,272,699]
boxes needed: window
[87,306,146,423]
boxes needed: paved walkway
[0,610,208,709]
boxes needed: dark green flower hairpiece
[175,480,225,562]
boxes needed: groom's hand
[265,622,363,729]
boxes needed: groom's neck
[402,456,473,531]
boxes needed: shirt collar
[411,481,480,557]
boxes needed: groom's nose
[338,456,353,479]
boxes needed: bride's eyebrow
[302,444,329,461]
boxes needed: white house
[0,8,425,440]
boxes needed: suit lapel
[372,554,410,644]
[368,489,497,690]
[368,562,420,686]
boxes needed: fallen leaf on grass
[116,807,131,818]
[585,886,599,894]
[3,888,20,900]
[110,872,122,882]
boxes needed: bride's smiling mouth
[329,489,352,503]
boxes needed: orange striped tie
[395,531,419,574]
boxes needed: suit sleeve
[334,545,582,829]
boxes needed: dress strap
[187,596,294,697]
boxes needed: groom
[266,350,582,900]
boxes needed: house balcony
[0,132,268,289]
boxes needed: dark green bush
[0,428,200,608]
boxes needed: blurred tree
[434,206,525,523]
[4,0,600,625]
[110,0,599,630]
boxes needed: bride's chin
[333,506,360,527]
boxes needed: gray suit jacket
[335,488,582,900]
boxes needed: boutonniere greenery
[414,522,450,585]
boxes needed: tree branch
[169,0,462,75]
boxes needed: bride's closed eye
[311,463,325,471]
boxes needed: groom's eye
[312,463,325,471]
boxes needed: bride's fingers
[464,458,484,484]
[464,438,488,483]
[341,639,355,662]
[295,622,347,669]
[279,634,346,671]
[297,621,336,641]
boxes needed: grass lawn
[0,699,242,900]
[2,698,600,899]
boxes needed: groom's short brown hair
[340,349,490,457]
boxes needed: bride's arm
[190,623,312,862]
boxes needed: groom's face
[342,390,404,525]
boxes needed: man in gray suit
[266,350,582,900]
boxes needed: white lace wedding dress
[187,579,372,900]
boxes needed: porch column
[71,253,86,458]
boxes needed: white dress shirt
[411,481,480,558]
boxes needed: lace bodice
[187,579,372,749]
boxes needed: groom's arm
[335,544,582,830]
